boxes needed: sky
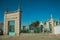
[0,0,60,26]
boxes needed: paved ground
[0,34,60,40]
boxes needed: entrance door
[49,24,52,32]
[8,20,15,36]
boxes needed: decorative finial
[50,14,53,19]
[50,14,53,20]
[51,14,52,18]
[18,4,20,12]
[5,7,8,14]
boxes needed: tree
[29,21,40,33]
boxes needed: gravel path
[0,34,60,40]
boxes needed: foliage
[29,21,40,33]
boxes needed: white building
[43,14,60,34]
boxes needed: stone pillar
[3,14,8,35]
[51,21,54,34]
[15,13,20,36]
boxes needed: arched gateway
[3,6,21,36]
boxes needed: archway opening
[8,20,15,36]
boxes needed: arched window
[49,23,52,32]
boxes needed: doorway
[8,20,15,36]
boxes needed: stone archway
[3,9,21,36]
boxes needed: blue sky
[0,0,60,26]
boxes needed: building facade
[43,14,60,34]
